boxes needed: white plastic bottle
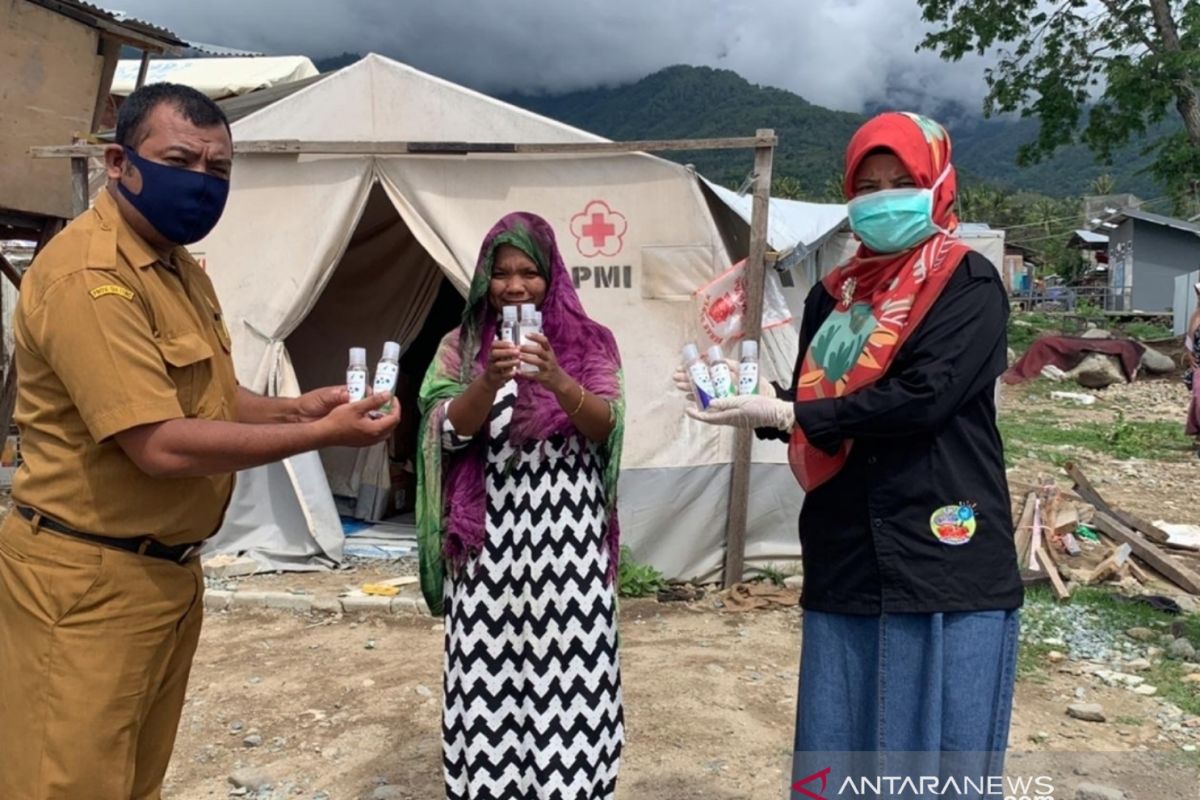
[346,347,368,403]
[707,345,735,398]
[372,341,401,414]
[519,303,540,374]
[737,339,759,396]
[500,305,518,345]
[682,343,716,409]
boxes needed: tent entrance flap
[285,181,463,523]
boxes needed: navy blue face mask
[117,147,230,245]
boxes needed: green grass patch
[1122,321,1175,341]
[618,545,666,598]
[1000,412,1192,464]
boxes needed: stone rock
[264,592,313,613]
[1133,684,1157,696]
[228,720,244,733]
[1081,329,1113,340]
[1067,703,1107,723]
[203,590,232,612]
[783,575,804,590]
[1181,673,1200,684]
[1068,353,1126,388]
[202,554,261,579]
[1125,627,1156,642]
[1048,650,1066,663]
[1167,638,1197,660]
[1140,346,1175,374]
[1124,658,1151,671]
[1076,783,1125,800]
[415,684,433,699]
[371,788,405,800]
[242,733,263,748]
[1007,347,1017,367]
[227,769,274,791]
[1041,364,1068,382]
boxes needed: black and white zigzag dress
[441,380,624,800]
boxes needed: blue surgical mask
[846,165,951,254]
[117,147,230,245]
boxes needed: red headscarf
[788,112,972,491]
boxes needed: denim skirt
[790,609,1020,800]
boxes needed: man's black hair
[115,82,230,148]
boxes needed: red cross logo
[569,200,627,258]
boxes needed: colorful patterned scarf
[789,112,971,491]
[415,212,625,615]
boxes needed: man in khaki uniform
[0,84,399,800]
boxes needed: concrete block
[229,591,270,609]
[340,595,393,615]
[263,592,313,613]
[203,589,232,612]
[310,596,343,614]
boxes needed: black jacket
[763,252,1024,615]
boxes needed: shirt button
[867,455,877,465]
[873,518,883,528]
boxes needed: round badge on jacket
[929,503,976,545]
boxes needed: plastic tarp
[111,56,319,98]
[193,54,803,578]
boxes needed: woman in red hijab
[690,113,1023,793]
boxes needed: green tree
[1089,173,1117,196]
[917,0,1200,215]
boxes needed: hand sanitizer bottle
[682,343,715,409]
[500,306,518,345]
[519,303,540,374]
[737,340,759,396]
[707,345,735,398]
[373,341,401,414]
[346,347,368,403]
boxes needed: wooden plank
[33,133,780,160]
[1065,461,1169,544]
[1034,544,1071,600]
[722,129,774,589]
[70,157,88,217]
[1092,511,1200,594]
[0,252,23,290]
[1013,492,1037,563]
[90,36,122,133]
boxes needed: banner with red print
[694,258,793,346]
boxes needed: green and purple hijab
[416,212,625,616]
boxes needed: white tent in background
[195,54,804,580]
[111,56,319,99]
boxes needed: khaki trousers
[0,513,204,800]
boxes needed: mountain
[305,56,1163,198]
[503,66,1164,199]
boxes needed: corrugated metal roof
[1103,207,1200,237]
[23,0,187,50]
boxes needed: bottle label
[738,363,759,396]
[519,324,541,374]
[688,363,716,409]
[373,361,400,413]
[347,369,368,403]
[501,323,517,345]
[709,363,735,398]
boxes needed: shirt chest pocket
[156,332,221,419]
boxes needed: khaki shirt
[12,188,239,545]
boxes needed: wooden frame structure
[30,130,778,586]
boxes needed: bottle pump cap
[382,341,401,362]
[502,306,518,323]
[706,345,724,363]
[682,343,700,362]
[349,347,367,367]
[741,340,758,359]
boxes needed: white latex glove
[673,360,776,400]
[686,394,795,431]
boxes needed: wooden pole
[722,129,775,588]
[70,156,89,217]
[136,50,152,89]
[90,36,122,133]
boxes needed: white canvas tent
[195,54,803,579]
[111,56,318,98]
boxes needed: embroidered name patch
[930,503,977,545]
[89,284,134,301]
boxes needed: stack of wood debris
[1010,461,1200,602]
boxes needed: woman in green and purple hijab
[417,212,625,799]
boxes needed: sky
[106,0,996,113]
